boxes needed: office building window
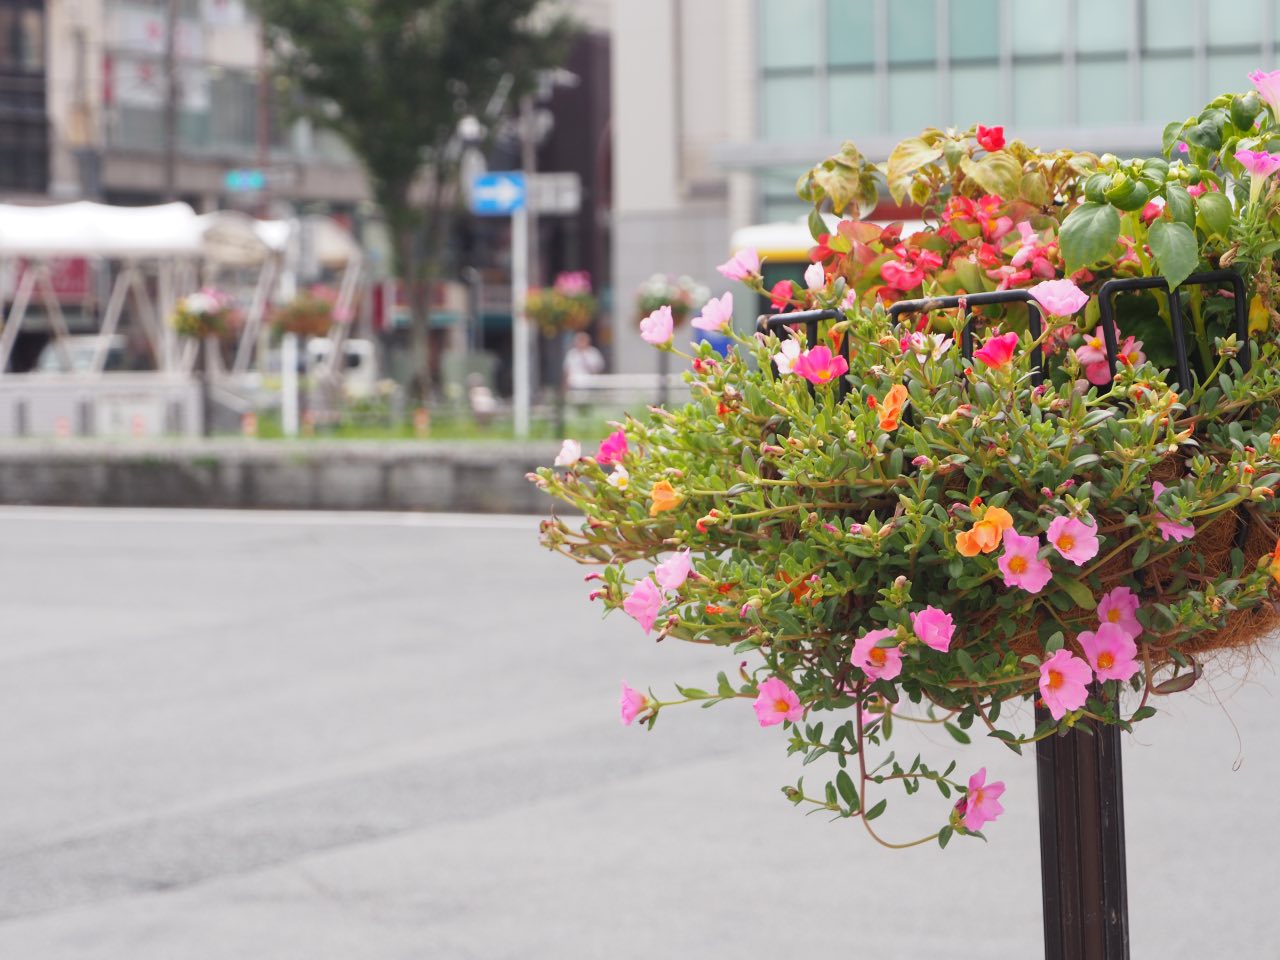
[827,0,874,68]
[951,0,999,61]
[1012,0,1067,56]
[761,0,819,70]
[888,0,935,64]
[828,70,877,136]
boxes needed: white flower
[607,465,630,491]
[773,339,802,375]
[804,262,826,292]
[554,439,582,467]
[184,292,219,316]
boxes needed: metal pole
[281,332,299,437]
[1036,705,1130,959]
[512,206,530,439]
[162,0,179,201]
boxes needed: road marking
[0,506,542,530]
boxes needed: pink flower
[851,627,903,681]
[1152,481,1196,542]
[960,767,1005,832]
[1097,586,1142,640]
[692,292,733,331]
[1076,326,1109,362]
[769,280,795,311]
[1117,336,1144,369]
[976,125,1005,152]
[717,248,760,281]
[791,345,849,386]
[554,438,582,467]
[1030,279,1090,318]
[804,261,826,291]
[1077,623,1141,683]
[1140,195,1166,225]
[620,682,649,725]
[881,258,925,292]
[1236,149,1280,202]
[622,577,664,634]
[753,676,804,727]
[1039,648,1092,720]
[597,429,629,465]
[640,305,674,345]
[773,338,801,374]
[1046,515,1100,566]
[654,549,693,592]
[997,528,1053,593]
[555,271,592,295]
[1249,69,1280,115]
[910,605,956,652]
[973,331,1020,369]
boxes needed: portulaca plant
[534,77,1280,848]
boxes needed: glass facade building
[757,0,1280,220]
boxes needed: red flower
[810,233,834,263]
[769,279,795,311]
[976,125,1005,152]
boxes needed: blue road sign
[470,171,526,216]
[224,169,267,192]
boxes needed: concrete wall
[0,440,566,514]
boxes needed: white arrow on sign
[474,175,524,210]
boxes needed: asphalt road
[0,507,1277,959]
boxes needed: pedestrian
[562,331,605,389]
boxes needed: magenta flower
[1097,586,1142,639]
[1235,149,1280,203]
[773,338,801,374]
[973,331,1020,369]
[1152,481,1196,542]
[654,549,693,592]
[1046,515,1101,566]
[1039,648,1093,720]
[910,605,956,652]
[960,767,1006,832]
[691,292,733,331]
[1029,279,1090,318]
[997,528,1053,593]
[1077,622,1141,683]
[622,577,664,634]
[597,429,629,465]
[554,438,582,467]
[639,305,674,345]
[1249,69,1280,115]
[804,261,826,292]
[753,676,804,727]
[791,345,849,386]
[851,627,903,681]
[717,248,760,281]
[620,682,649,725]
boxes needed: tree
[251,0,573,397]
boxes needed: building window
[0,0,46,193]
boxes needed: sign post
[470,171,530,438]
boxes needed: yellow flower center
[869,648,887,666]
[1097,652,1115,670]
[1047,669,1064,690]
[773,698,791,714]
[816,369,832,381]
[1089,337,1102,349]
[1056,534,1075,552]
[1107,609,1121,623]
[1008,555,1027,574]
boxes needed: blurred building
[610,0,1280,372]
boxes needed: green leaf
[835,769,858,810]
[937,825,953,849]
[1196,191,1233,238]
[807,207,827,244]
[1164,184,1194,227]
[886,137,943,203]
[1148,219,1199,291]
[1060,202,1121,272]
[943,721,971,744]
[960,152,1022,198]
[1054,572,1098,610]
[1130,705,1157,722]
[865,798,888,821]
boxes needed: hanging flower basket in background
[634,273,709,331]
[533,74,1280,849]
[271,288,336,339]
[169,288,238,340]
[526,271,598,337]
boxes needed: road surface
[0,507,1276,958]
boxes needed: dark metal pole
[1036,705,1130,959]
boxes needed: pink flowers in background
[654,549,693,592]
[997,528,1053,593]
[1047,515,1101,566]
[974,331,1020,369]
[1029,278,1090,318]
[976,124,1005,152]
[620,683,649,725]
[1077,623,1141,682]
[1235,148,1280,202]
[717,247,759,281]
[753,676,803,727]
[597,429,629,465]
[554,271,592,296]
[804,261,826,291]
[910,606,956,652]
[959,768,1005,832]
[851,628,903,681]
[622,577,664,634]
[692,292,733,331]
[1097,586,1142,639]
[772,338,801,374]
[769,280,795,311]
[1010,222,1056,278]
[1075,327,1145,385]
[639,305,674,345]
[1038,649,1092,720]
[1249,69,1280,115]
[880,258,925,292]
[1152,481,1196,542]
[791,345,849,386]
[553,438,582,467]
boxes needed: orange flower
[1270,537,1280,584]
[705,604,727,615]
[778,570,819,606]
[649,480,682,517]
[956,505,1014,557]
[878,384,910,431]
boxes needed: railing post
[1036,706,1130,959]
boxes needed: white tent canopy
[0,201,204,258]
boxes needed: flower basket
[635,273,708,329]
[169,289,237,340]
[526,271,597,337]
[271,290,335,339]
[532,80,1280,849]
